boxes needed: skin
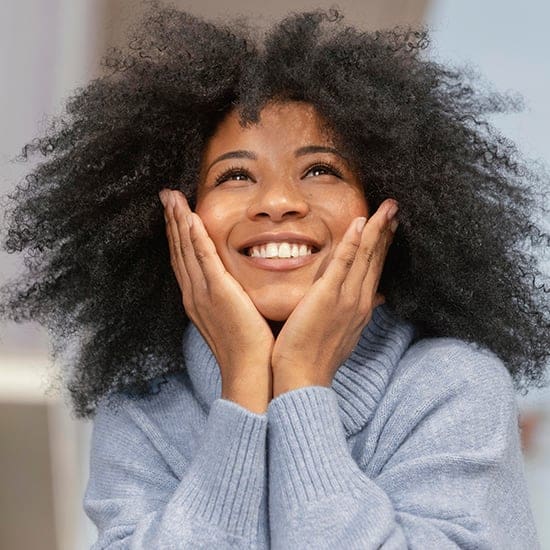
[160,101,399,413]
[195,102,370,324]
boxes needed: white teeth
[247,242,314,258]
[265,243,279,258]
[278,243,291,258]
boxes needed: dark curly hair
[1,2,549,418]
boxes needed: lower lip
[239,252,320,271]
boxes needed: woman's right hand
[160,189,274,414]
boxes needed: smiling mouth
[240,243,321,258]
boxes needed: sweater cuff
[177,397,267,537]
[268,386,367,507]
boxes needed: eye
[214,166,254,186]
[304,162,343,179]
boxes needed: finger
[172,191,228,291]
[170,191,203,292]
[161,190,197,309]
[167,196,191,290]
[319,215,367,289]
[320,201,390,291]
[360,221,395,306]
[161,192,184,289]
[368,214,397,289]
[355,203,397,308]
[345,200,397,295]
[186,212,230,288]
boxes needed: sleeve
[84,395,267,549]
[266,347,540,550]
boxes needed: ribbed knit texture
[84,303,539,549]
[175,399,266,535]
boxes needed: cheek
[322,191,369,236]
[194,200,234,245]
[320,182,368,212]
[347,201,369,218]
[346,187,369,217]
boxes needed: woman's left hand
[271,200,399,397]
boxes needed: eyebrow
[205,145,348,174]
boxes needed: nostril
[246,191,310,221]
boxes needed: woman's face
[195,100,369,322]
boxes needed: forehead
[201,101,336,160]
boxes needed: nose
[246,178,310,222]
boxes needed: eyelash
[213,162,343,186]
[214,165,253,186]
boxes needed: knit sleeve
[84,394,267,549]
[267,341,539,549]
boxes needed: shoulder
[92,370,198,443]
[356,337,523,477]
[89,371,201,477]
[374,336,519,453]
[390,336,515,407]
[95,371,189,416]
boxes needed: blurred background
[0,1,548,548]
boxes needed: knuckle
[189,231,199,245]
[347,257,356,269]
[340,255,355,269]
[340,291,357,310]
[338,248,356,269]
[179,238,190,253]
[194,248,208,265]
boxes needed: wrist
[221,391,268,414]
[222,374,272,414]
[272,368,331,398]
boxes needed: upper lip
[238,232,322,252]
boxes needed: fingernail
[390,219,399,233]
[386,203,399,221]
[356,217,367,232]
[158,190,167,206]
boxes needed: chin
[256,303,295,322]
[251,295,301,322]
[247,284,308,322]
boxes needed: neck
[183,303,419,436]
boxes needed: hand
[271,200,399,397]
[160,189,274,413]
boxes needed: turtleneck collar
[182,303,418,436]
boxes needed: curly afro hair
[1,3,549,418]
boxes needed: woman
[1,5,548,549]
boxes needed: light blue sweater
[84,304,539,548]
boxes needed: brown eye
[305,162,343,179]
[214,167,254,186]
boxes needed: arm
[84,394,267,549]
[267,344,539,549]
[83,188,271,548]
